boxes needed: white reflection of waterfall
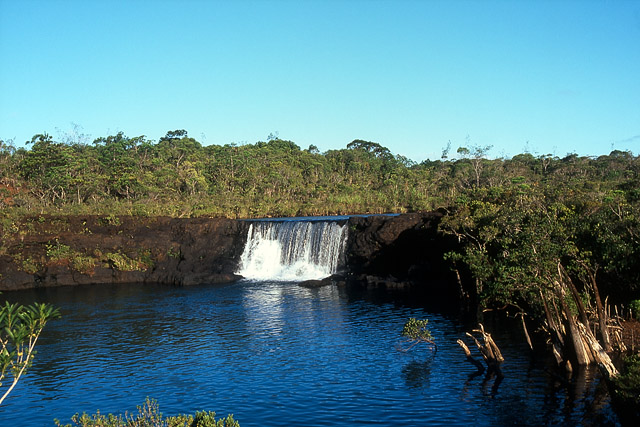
[237,220,348,281]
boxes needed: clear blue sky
[1,0,639,162]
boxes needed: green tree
[439,181,626,370]
[156,130,206,197]
[0,138,20,208]
[93,132,152,199]
[456,142,493,187]
[0,138,17,180]
[19,134,77,204]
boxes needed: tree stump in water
[457,323,504,376]
[456,339,485,373]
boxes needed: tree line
[0,131,416,217]
[0,130,636,219]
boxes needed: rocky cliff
[0,213,460,294]
[342,211,460,297]
[0,215,249,290]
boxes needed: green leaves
[612,354,640,411]
[400,318,436,353]
[54,396,240,427]
[402,318,433,342]
[440,154,640,322]
[0,300,60,405]
[1,128,639,225]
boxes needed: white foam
[237,221,348,281]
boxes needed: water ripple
[0,282,619,426]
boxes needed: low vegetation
[55,397,239,427]
[611,354,640,422]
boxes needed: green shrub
[402,318,433,342]
[105,251,143,271]
[55,397,239,427]
[629,300,640,319]
[71,255,98,275]
[46,240,73,262]
[137,249,154,269]
[400,318,437,352]
[167,247,181,259]
[611,354,640,421]
[191,411,239,427]
[45,241,102,275]
[21,257,40,274]
[98,214,122,227]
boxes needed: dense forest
[0,130,637,218]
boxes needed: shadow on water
[402,359,433,390]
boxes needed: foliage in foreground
[55,397,239,427]
[399,318,437,352]
[612,354,640,405]
[0,300,60,405]
[611,354,640,422]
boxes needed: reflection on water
[0,282,621,426]
[402,359,432,390]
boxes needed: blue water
[241,213,400,222]
[0,282,619,426]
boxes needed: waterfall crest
[237,220,348,281]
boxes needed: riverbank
[0,212,458,293]
[0,215,248,290]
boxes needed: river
[0,280,620,426]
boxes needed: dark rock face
[1,212,461,296]
[298,274,346,288]
[342,211,460,298]
[0,216,249,290]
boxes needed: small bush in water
[399,318,437,353]
[55,397,239,427]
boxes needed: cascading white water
[237,220,348,281]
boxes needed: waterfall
[237,219,348,281]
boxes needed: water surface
[0,282,619,426]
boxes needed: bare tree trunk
[452,262,468,300]
[540,290,565,366]
[589,269,612,352]
[559,263,590,330]
[557,282,593,365]
[520,313,533,351]
[576,322,618,379]
[464,323,504,372]
[456,339,485,372]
